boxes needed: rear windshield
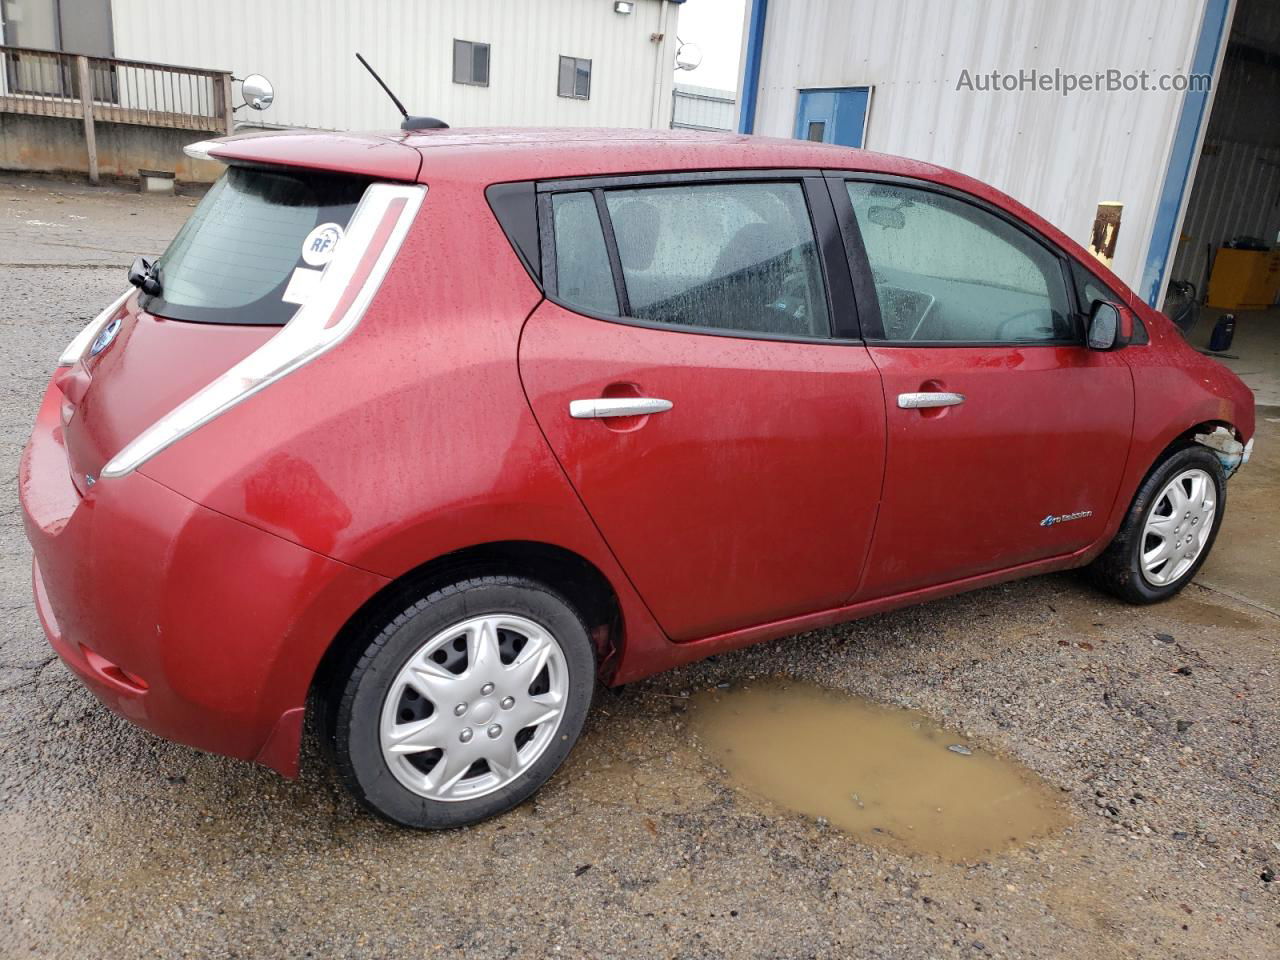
[141,165,369,325]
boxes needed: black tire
[1086,445,1226,604]
[332,575,595,829]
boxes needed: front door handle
[897,391,965,409]
[569,397,674,419]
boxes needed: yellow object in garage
[1207,248,1280,310]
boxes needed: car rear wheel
[332,575,595,828]
[1086,445,1226,604]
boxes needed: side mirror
[128,256,161,296]
[1086,300,1130,350]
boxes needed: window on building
[847,181,1072,343]
[1,0,113,54]
[558,56,592,100]
[453,39,490,87]
[2,0,114,98]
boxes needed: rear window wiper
[128,256,162,297]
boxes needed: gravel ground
[1,175,1277,959]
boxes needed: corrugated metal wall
[750,0,1212,292]
[1170,139,1280,289]
[1169,5,1280,292]
[671,82,736,130]
[108,0,680,132]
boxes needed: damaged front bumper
[1195,426,1253,477]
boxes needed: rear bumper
[20,381,386,775]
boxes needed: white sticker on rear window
[281,266,324,305]
[301,222,344,266]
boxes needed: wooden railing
[0,45,233,182]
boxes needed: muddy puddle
[691,681,1066,862]
[1166,597,1264,631]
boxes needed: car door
[829,175,1135,599]
[519,174,886,642]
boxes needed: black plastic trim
[537,191,558,294]
[536,168,823,194]
[803,176,858,340]
[825,175,882,341]
[484,181,541,284]
[592,188,631,317]
[1069,259,1150,346]
[868,339,1084,349]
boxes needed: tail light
[58,288,133,367]
[101,183,425,478]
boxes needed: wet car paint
[19,128,1256,777]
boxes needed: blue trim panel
[738,0,769,134]
[1140,0,1231,307]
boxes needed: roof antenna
[355,52,449,131]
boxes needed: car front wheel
[1087,445,1227,604]
[332,575,595,828]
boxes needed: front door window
[846,181,1074,343]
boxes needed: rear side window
[552,192,617,315]
[552,181,830,339]
[847,181,1072,343]
[143,166,368,325]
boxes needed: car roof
[403,127,950,182]
[199,126,1141,308]
[202,126,951,185]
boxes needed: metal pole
[649,0,670,129]
[76,55,99,184]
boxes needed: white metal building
[4,0,687,131]
[671,82,736,131]
[736,0,1277,309]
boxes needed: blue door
[794,88,869,148]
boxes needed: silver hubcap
[1140,468,1216,587]
[379,614,568,802]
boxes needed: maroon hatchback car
[21,128,1254,828]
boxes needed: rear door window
[551,192,617,316]
[551,180,830,340]
[141,166,369,325]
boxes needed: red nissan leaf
[20,129,1255,828]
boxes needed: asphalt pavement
[1,174,1275,959]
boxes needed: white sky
[671,0,747,92]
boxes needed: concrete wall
[0,113,224,184]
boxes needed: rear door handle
[569,397,673,419]
[897,391,965,409]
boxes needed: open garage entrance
[1167,0,1280,407]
